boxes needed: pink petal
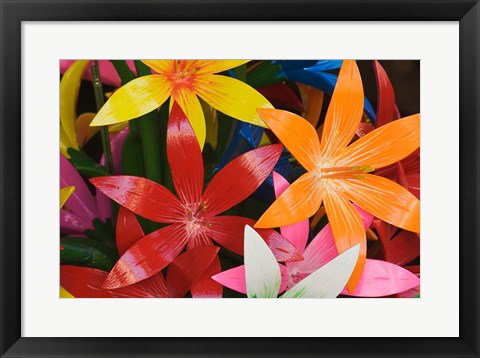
[273,172,309,253]
[341,259,420,297]
[60,155,100,222]
[60,209,92,234]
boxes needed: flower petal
[255,172,322,228]
[91,75,170,126]
[190,255,223,298]
[244,225,281,298]
[373,60,397,127]
[341,259,420,297]
[141,60,174,75]
[281,244,359,298]
[60,156,100,222]
[323,185,366,292]
[165,246,220,298]
[297,83,324,127]
[257,83,303,112]
[320,60,364,157]
[60,186,75,209]
[211,265,247,294]
[338,114,420,169]
[170,90,207,149]
[75,112,99,147]
[61,265,168,298]
[195,60,249,75]
[272,172,309,253]
[203,144,282,216]
[167,102,205,204]
[257,108,321,171]
[339,174,420,233]
[208,215,302,262]
[390,230,420,266]
[60,209,92,234]
[196,74,272,128]
[116,207,145,256]
[60,60,89,148]
[103,224,187,289]
[90,176,184,224]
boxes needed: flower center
[168,60,200,90]
[315,165,374,180]
[183,201,211,234]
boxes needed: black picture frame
[1,0,478,357]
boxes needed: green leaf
[121,131,145,177]
[247,61,286,88]
[158,103,174,192]
[110,60,136,85]
[85,218,118,259]
[60,236,116,271]
[67,148,110,178]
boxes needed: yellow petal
[91,75,170,126]
[75,113,99,147]
[337,114,420,169]
[170,91,206,148]
[297,83,324,127]
[257,108,321,172]
[320,60,364,158]
[196,74,272,128]
[259,132,271,146]
[323,184,366,292]
[60,286,74,298]
[255,173,322,228]
[201,99,218,150]
[338,174,420,233]
[108,122,129,133]
[60,186,75,209]
[195,60,250,75]
[60,126,75,159]
[60,60,89,148]
[141,60,174,75]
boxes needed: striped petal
[103,224,187,289]
[190,255,223,298]
[255,172,322,228]
[203,144,282,216]
[320,60,364,158]
[257,108,321,172]
[273,172,309,253]
[196,74,272,128]
[91,75,170,126]
[281,244,359,298]
[167,102,204,204]
[244,225,281,298]
[90,176,184,224]
[60,60,88,148]
[338,114,420,169]
[338,174,420,233]
[170,92,207,149]
[323,185,366,292]
[116,207,145,256]
[373,60,397,127]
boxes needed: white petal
[244,225,281,298]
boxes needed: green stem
[91,61,114,174]
[133,60,162,184]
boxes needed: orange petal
[75,112,99,147]
[320,60,364,158]
[338,114,420,169]
[323,185,366,292]
[338,174,420,233]
[255,173,322,228]
[297,83,324,127]
[257,108,321,172]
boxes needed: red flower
[91,102,301,295]
[61,208,220,298]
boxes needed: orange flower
[254,60,420,292]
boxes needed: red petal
[390,230,420,266]
[257,83,303,112]
[356,122,375,138]
[203,144,283,216]
[116,207,145,256]
[373,60,396,127]
[166,246,220,298]
[208,215,302,262]
[190,255,223,298]
[90,176,184,223]
[103,224,187,289]
[60,265,168,298]
[167,102,204,205]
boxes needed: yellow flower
[90,60,273,147]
